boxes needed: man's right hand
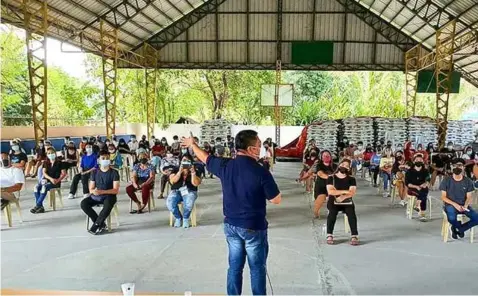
[453,203,465,212]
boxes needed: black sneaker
[451,227,458,240]
[30,206,39,214]
[457,229,465,239]
[157,194,164,199]
[35,206,45,213]
[95,223,108,235]
[88,223,100,235]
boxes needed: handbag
[332,175,353,205]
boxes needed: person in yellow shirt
[379,147,394,198]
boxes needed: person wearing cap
[440,158,478,239]
[9,139,28,169]
[405,154,430,221]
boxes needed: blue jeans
[166,189,197,219]
[151,156,161,171]
[224,223,269,296]
[34,182,56,207]
[381,172,391,190]
[444,205,478,233]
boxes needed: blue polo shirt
[206,155,280,230]
[80,153,98,170]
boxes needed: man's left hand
[91,189,99,196]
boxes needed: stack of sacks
[200,119,231,145]
[407,117,437,146]
[375,117,408,147]
[343,117,374,146]
[447,120,474,147]
[307,120,340,152]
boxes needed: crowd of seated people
[299,136,478,244]
[1,133,240,232]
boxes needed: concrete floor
[1,162,477,295]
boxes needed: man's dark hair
[181,153,194,162]
[173,135,179,140]
[99,150,109,157]
[235,130,258,150]
[216,137,222,142]
[452,158,465,165]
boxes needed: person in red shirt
[298,151,319,193]
[416,143,429,164]
[404,141,415,162]
[151,139,166,171]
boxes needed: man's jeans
[224,223,269,296]
[166,190,197,219]
[34,182,56,207]
[381,172,391,190]
[444,205,478,233]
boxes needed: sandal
[129,210,138,214]
[350,236,359,246]
[326,235,334,245]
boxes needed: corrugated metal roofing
[1,0,476,86]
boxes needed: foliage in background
[2,27,477,128]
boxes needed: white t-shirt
[128,141,139,152]
[0,167,25,188]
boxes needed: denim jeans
[381,172,391,190]
[34,182,56,207]
[224,223,269,296]
[444,205,478,233]
[151,156,161,171]
[166,189,197,219]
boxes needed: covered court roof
[1,0,477,87]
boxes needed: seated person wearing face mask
[81,151,120,235]
[167,154,202,228]
[63,141,79,170]
[325,159,359,245]
[68,144,97,199]
[25,140,47,178]
[128,135,139,154]
[135,144,148,163]
[126,153,155,213]
[1,152,25,211]
[440,158,478,240]
[30,148,67,214]
[158,149,179,199]
[61,136,71,155]
[151,139,166,170]
[139,135,150,151]
[9,140,28,170]
[80,136,89,153]
[107,144,123,169]
[405,154,430,221]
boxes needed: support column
[274,60,282,146]
[23,0,48,143]
[143,44,158,140]
[435,20,456,150]
[100,20,118,139]
[404,45,421,117]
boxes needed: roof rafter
[132,0,228,51]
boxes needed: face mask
[414,161,424,167]
[12,145,20,152]
[322,155,331,163]
[349,144,354,148]
[105,142,110,145]
[2,159,10,167]
[453,167,463,175]
[47,154,56,160]
[182,160,191,167]
[68,149,75,153]
[100,159,110,167]
[448,146,453,150]
[86,148,93,154]
[396,156,402,161]
[138,148,146,154]
[417,147,423,151]
[181,148,188,154]
[108,149,115,153]
[132,138,137,142]
[338,167,349,174]
[140,158,148,165]
[174,139,179,143]
[358,146,363,150]
[166,153,173,158]
[467,151,472,156]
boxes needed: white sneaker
[382,192,388,198]
[68,193,75,199]
[399,200,407,207]
[83,194,90,199]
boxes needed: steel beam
[23,0,48,143]
[335,0,416,51]
[134,0,229,51]
[143,44,159,140]
[275,0,283,146]
[435,20,456,150]
[404,45,424,117]
[100,20,119,138]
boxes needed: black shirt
[405,168,429,187]
[327,174,356,195]
[36,147,47,160]
[43,160,66,188]
[90,169,120,202]
[171,167,201,192]
[316,162,337,189]
[9,152,27,165]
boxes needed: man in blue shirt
[182,130,281,296]
[68,144,97,199]
[440,158,478,239]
